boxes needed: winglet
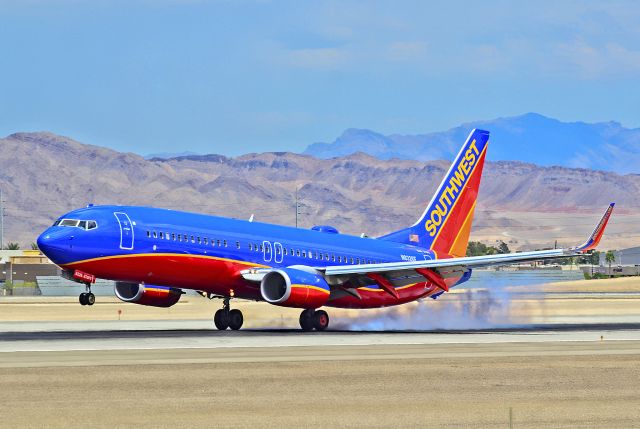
[572,203,615,253]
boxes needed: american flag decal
[409,234,419,243]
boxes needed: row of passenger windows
[145,230,379,265]
[146,230,235,248]
[248,243,379,264]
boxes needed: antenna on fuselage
[249,214,254,222]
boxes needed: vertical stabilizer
[378,129,489,257]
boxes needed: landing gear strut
[299,309,329,331]
[214,297,243,331]
[79,283,95,306]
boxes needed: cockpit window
[60,219,80,227]
[57,219,98,230]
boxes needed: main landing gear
[79,283,95,306]
[299,309,329,332]
[214,297,244,331]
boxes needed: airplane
[36,129,615,331]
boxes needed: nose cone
[37,227,72,265]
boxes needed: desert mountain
[304,113,640,174]
[1,132,638,251]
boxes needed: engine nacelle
[114,282,183,308]
[260,268,330,308]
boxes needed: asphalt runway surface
[2,325,640,428]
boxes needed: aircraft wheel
[228,309,243,331]
[86,293,96,306]
[299,309,314,332]
[79,293,88,306]
[214,309,229,330]
[313,310,329,331]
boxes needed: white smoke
[333,287,523,331]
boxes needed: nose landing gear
[214,297,244,331]
[299,309,329,331]
[79,283,95,306]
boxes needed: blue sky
[1,0,639,155]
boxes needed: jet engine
[114,282,183,308]
[260,268,330,308]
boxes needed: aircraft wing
[319,203,614,291]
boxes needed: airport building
[0,249,115,296]
[600,246,640,267]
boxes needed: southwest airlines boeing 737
[36,129,614,331]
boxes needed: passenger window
[224,240,227,247]
[302,251,306,258]
[197,237,201,244]
[159,232,164,239]
[356,258,360,264]
[283,248,287,255]
[153,231,157,238]
[260,244,263,251]
[146,231,150,238]
[191,236,195,243]
[204,238,208,245]
[171,233,175,241]
[332,254,335,262]
[325,253,329,260]
[217,239,221,247]
[350,257,354,264]
[296,250,300,257]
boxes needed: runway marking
[2,341,640,368]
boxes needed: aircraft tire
[299,309,314,332]
[313,310,329,331]
[214,309,229,330]
[79,293,88,306]
[86,293,96,306]
[228,309,243,330]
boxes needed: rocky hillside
[1,132,638,250]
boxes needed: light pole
[295,185,300,228]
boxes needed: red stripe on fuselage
[64,254,264,300]
[64,253,462,309]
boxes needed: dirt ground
[1,345,639,428]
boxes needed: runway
[2,328,640,428]
[2,324,640,367]
[2,286,640,428]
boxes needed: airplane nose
[37,228,72,263]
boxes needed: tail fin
[379,129,489,257]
